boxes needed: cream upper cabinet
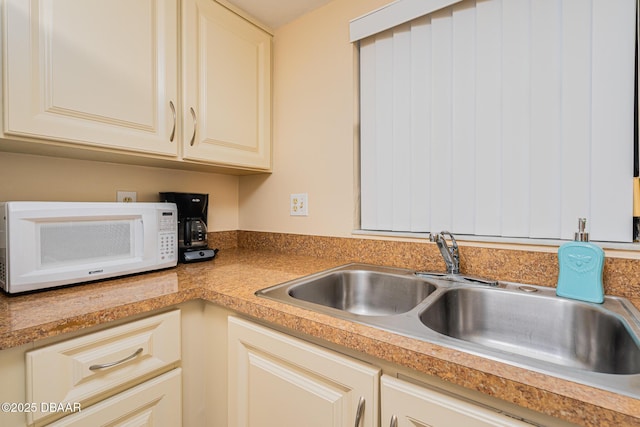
[381,375,532,427]
[228,317,380,427]
[182,0,272,171]
[3,0,179,157]
[2,0,272,173]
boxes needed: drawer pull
[89,347,143,371]
[354,396,365,427]
[389,414,398,427]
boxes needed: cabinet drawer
[26,310,181,425]
[47,368,182,427]
[381,375,532,427]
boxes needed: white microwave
[0,201,178,293]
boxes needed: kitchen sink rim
[255,262,640,399]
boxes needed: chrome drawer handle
[389,414,398,427]
[89,347,143,371]
[354,396,365,427]
[169,101,176,142]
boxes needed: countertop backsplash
[233,230,640,300]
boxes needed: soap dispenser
[556,218,605,303]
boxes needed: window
[352,0,636,242]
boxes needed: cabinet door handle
[189,107,197,146]
[89,347,143,371]
[389,414,398,427]
[354,396,365,427]
[169,101,176,142]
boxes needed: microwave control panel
[158,210,177,262]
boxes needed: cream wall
[0,0,399,238]
[0,0,383,239]
[0,151,239,231]
[239,0,392,237]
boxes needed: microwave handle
[136,218,145,257]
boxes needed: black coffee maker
[159,192,218,263]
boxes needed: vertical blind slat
[590,0,635,241]
[560,0,592,240]
[474,0,502,236]
[451,1,476,234]
[501,0,531,238]
[375,33,394,230]
[359,38,377,230]
[410,17,431,232]
[529,0,562,239]
[429,8,454,231]
[392,25,413,231]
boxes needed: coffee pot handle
[184,220,192,246]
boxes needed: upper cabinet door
[4,0,179,156]
[182,0,272,171]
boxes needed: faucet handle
[430,231,460,275]
[440,231,458,252]
[429,231,458,250]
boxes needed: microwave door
[13,217,143,288]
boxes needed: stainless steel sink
[256,263,640,398]
[287,269,436,316]
[419,287,640,375]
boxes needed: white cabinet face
[381,375,532,427]
[26,310,181,425]
[46,369,182,427]
[3,0,272,172]
[4,0,179,156]
[182,0,272,170]
[228,317,379,427]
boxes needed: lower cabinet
[228,316,380,427]
[0,304,574,427]
[25,310,182,426]
[229,317,540,427]
[381,375,531,427]
[46,369,182,427]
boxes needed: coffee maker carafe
[159,192,218,263]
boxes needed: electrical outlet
[117,191,137,203]
[290,193,308,216]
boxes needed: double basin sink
[256,264,640,398]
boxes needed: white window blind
[355,0,636,242]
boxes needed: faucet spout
[430,231,460,274]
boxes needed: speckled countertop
[1,247,639,427]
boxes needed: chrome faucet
[419,231,497,286]
[430,231,460,274]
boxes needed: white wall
[239,0,393,237]
[0,151,239,231]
